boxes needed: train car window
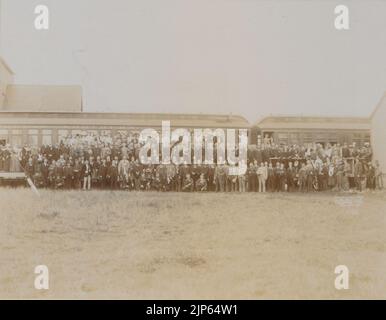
[278,133,289,144]
[118,130,127,137]
[42,129,53,145]
[352,133,363,146]
[28,135,38,146]
[42,135,52,145]
[27,130,39,146]
[58,130,69,143]
[11,135,22,146]
[289,133,299,144]
[71,130,82,136]
[86,130,98,135]
[101,130,111,136]
[303,133,313,144]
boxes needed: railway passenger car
[0,111,251,147]
[252,115,371,147]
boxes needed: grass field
[1,188,386,299]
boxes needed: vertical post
[0,0,3,54]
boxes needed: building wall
[3,85,83,112]
[0,57,14,109]
[371,92,386,173]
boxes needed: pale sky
[1,0,386,122]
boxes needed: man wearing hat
[64,161,74,189]
[1,145,11,172]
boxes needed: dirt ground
[0,188,386,299]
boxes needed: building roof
[255,115,371,130]
[3,85,82,112]
[0,111,250,128]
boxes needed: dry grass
[1,188,386,299]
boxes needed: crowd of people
[0,131,383,192]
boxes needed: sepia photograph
[0,0,386,308]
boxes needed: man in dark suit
[81,159,92,190]
[99,159,108,189]
[40,158,50,188]
[107,160,119,190]
[64,161,74,189]
[354,158,363,192]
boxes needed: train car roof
[0,111,250,128]
[254,115,371,130]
